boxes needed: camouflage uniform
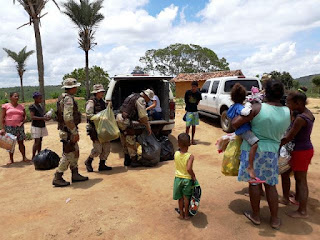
[84,88,112,172]
[116,91,152,165]
[52,78,88,187]
[56,93,81,172]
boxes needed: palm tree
[3,46,35,102]
[13,0,60,108]
[63,0,104,99]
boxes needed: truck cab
[198,76,262,132]
[105,74,175,136]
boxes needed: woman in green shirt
[233,79,290,230]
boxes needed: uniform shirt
[174,151,192,179]
[86,99,96,119]
[136,96,148,120]
[1,103,25,127]
[62,93,78,135]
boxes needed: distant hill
[0,85,62,103]
[295,74,320,87]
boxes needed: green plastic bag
[91,104,120,143]
[221,135,242,176]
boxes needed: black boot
[71,167,89,182]
[98,160,112,171]
[52,172,70,187]
[130,156,142,168]
[85,157,94,172]
[124,154,131,166]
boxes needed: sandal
[244,211,260,225]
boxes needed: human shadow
[194,141,212,146]
[191,212,208,228]
[1,161,33,169]
[71,178,103,189]
[127,161,170,171]
[97,166,128,175]
[199,115,221,129]
[228,198,314,236]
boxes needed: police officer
[84,84,112,172]
[52,78,89,187]
[116,89,154,167]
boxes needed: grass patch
[25,132,32,141]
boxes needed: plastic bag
[137,130,161,167]
[91,104,120,143]
[221,135,242,176]
[33,149,60,170]
[158,136,174,161]
[189,180,201,216]
[216,133,236,153]
[278,142,294,175]
[0,133,17,153]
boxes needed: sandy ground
[1,99,320,240]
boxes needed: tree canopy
[63,65,110,88]
[139,43,230,76]
[269,71,294,90]
[312,76,320,87]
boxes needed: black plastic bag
[137,131,161,167]
[33,149,60,170]
[159,136,174,162]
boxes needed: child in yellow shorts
[173,133,196,220]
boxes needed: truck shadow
[199,115,221,129]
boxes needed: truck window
[200,81,211,93]
[211,81,219,94]
[224,80,259,92]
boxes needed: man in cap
[84,84,112,172]
[116,89,154,167]
[52,78,89,187]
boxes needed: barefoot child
[281,87,314,218]
[227,83,259,181]
[173,133,196,220]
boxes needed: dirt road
[1,100,320,240]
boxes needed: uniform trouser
[89,140,110,160]
[116,114,137,158]
[119,132,137,158]
[57,142,79,173]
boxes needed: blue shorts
[186,112,199,127]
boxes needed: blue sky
[0,0,320,87]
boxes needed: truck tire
[220,110,233,133]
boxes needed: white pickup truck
[198,76,262,132]
[105,74,175,136]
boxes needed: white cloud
[0,0,320,87]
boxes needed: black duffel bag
[33,149,60,170]
[159,136,174,162]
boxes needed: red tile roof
[173,70,244,82]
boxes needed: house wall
[175,81,205,98]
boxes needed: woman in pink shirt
[1,92,30,165]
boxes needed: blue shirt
[227,103,251,135]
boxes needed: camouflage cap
[142,89,154,100]
[61,78,81,89]
[91,84,106,94]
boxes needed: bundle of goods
[216,133,236,153]
[0,133,17,153]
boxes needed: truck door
[207,80,220,114]
[161,81,170,121]
[198,80,211,112]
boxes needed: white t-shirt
[152,95,162,112]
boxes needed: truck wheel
[220,110,233,133]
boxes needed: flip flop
[271,218,281,230]
[175,208,180,214]
[248,177,266,184]
[289,196,299,206]
[244,211,260,225]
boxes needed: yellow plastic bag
[91,104,120,143]
[221,135,242,176]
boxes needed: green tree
[269,71,294,90]
[62,0,105,99]
[3,46,35,102]
[292,80,300,90]
[139,43,230,76]
[63,65,110,97]
[14,0,60,108]
[312,76,320,93]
